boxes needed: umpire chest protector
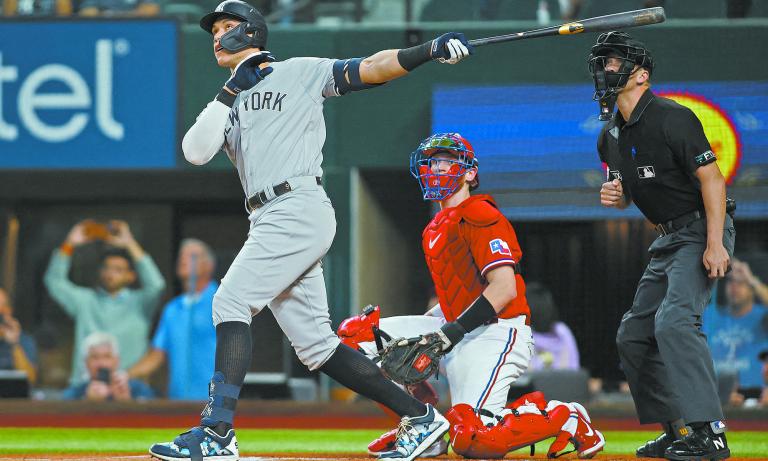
[598,90,715,225]
[423,195,501,322]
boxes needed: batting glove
[431,32,474,64]
[224,51,276,95]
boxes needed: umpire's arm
[696,162,729,279]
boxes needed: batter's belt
[246,176,322,212]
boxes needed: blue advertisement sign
[0,20,178,168]
[433,82,768,219]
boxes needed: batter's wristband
[456,294,497,333]
[60,243,74,256]
[397,41,433,71]
[215,88,237,107]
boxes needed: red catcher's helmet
[410,133,479,201]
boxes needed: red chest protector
[422,195,526,322]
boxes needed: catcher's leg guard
[337,305,381,350]
[507,391,547,411]
[446,402,571,459]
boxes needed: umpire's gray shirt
[182,57,341,196]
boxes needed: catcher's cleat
[377,404,450,461]
[665,422,730,461]
[368,428,448,458]
[637,432,675,458]
[149,426,238,461]
[570,402,605,459]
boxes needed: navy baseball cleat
[149,426,239,461]
[664,421,730,461]
[377,404,450,461]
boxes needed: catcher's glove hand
[380,333,446,385]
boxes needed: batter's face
[211,17,262,69]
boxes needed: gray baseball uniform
[184,57,344,370]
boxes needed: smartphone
[96,367,111,384]
[83,221,111,241]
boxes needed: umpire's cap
[200,0,268,48]
[590,31,654,75]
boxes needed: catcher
[338,133,605,459]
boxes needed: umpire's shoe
[377,404,450,461]
[637,432,676,458]
[149,426,239,461]
[665,421,730,461]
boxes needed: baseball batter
[338,133,604,459]
[148,2,474,461]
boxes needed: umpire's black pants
[616,215,735,424]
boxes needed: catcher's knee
[337,305,381,349]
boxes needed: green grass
[1,428,767,457]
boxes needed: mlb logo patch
[609,170,622,181]
[490,238,512,256]
[637,166,655,179]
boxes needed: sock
[319,343,428,418]
[207,321,252,436]
[669,419,688,439]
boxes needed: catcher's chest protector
[423,195,496,322]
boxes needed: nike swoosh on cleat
[429,234,442,249]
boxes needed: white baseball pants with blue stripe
[359,313,533,415]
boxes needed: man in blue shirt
[129,239,217,400]
[703,259,768,400]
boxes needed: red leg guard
[336,305,381,349]
[446,403,571,459]
[506,391,548,411]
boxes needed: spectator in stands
[44,220,165,385]
[129,239,217,400]
[703,259,768,402]
[62,332,154,400]
[526,282,580,370]
[79,0,159,16]
[2,0,72,16]
[0,288,38,385]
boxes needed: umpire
[589,32,734,461]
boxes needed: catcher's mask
[410,133,478,201]
[201,0,268,53]
[588,31,654,120]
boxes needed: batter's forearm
[359,50,408,84]
[182,101,229,165]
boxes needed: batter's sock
[207,321,253,436]
[319,343,428,418]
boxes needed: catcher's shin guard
[337,305,382,350]
[446,402,570,459]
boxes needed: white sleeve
[181,100,231,165]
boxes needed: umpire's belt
[247,176,322,212]
[655,209,704,236]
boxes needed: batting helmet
[588,31,653,100]
[410,133,479,201]
[200,0,268,53]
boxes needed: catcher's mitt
[380,334,444,385]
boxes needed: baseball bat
[468,7,666,47]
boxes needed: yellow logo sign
[657,91,741,184]
[558,22,584,35]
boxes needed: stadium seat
[529,368,591,403]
